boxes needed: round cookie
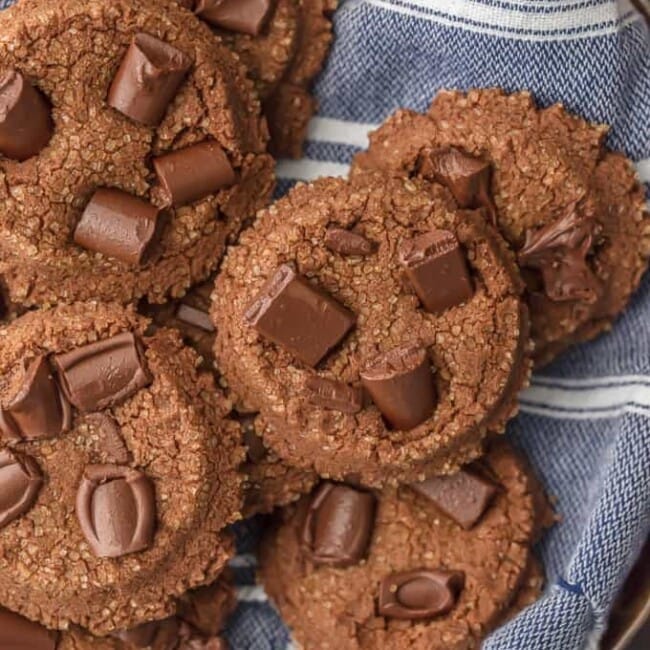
[144,289,318,514]
[353,88,650,365]
[193,0,337,157]
[212,173,531,484]
[0,302,244,634]
[0,0,274,309]
[260,440,549,650]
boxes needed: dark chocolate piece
[378,569,465,620]
[244,264,355,367]
[153,141,236,207]
[76,464,156,558]
[176,303,215,332]
[301,482,376,567]
[111,617,180,649]
[108,33,192,126]
[360,345,436,430]
[519,207,601,303]
[53,332,151,413]
[304,376,363,414]
[418,147,496,224]
[240,415,267,463]
[0,448,43,530]
[325,228,375,257]
[411,468,499,529]
[0,69,52,161]
[74,188,165,266]
[0,607,58,650]
[195,0,273,36]
[399,230,473,315]
[0,355,72,442]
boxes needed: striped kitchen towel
[225,2,650,650]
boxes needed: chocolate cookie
[193,0,337,157]
[0,570,235,649]
[144,289,318,514]
[353,89,650,365]
[212,173,531,484]
[0,303,244,634]
[260,441,551,650]
[0,0,274,310]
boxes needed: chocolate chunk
[85,413,132,465]
[76,464,156,558]
[74,188,165,266]
[177,579,237,637]
[240,416,267,463]
[304,376,363,414]
[176,303,215,333]
[399,230,473,315]
[153,141,236,207]
[0,355,72,442]
[301,482,376,567]
[360,345,436,430]
[112,617,180,649]
[325,228,375,257]
[519,207,601,303]
[108,33,192,126]
[418,147,497,224]
[378,569,465,620]
[244,264,355,367]
[0,448,43,530]
[195,0,273,36]
[0,606,58,650]
[0,70,53,162]
[411,468,499,529]
[53,332,151,413]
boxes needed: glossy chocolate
[325,227,375,257]
[0,607,58,650]
[0,448,43,530]
[304,376,363,414]
[399,229,473,315]
[302,482,376,567]
[361,344,436,430]
[245,264,355,367]
[195,0,273,36]
[76,464,156,558]
[108,33,192,126]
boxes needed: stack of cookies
[0,1,648,649]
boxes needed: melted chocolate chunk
[361,345,436,430]
[53,332,151,413]
[0,607,58,650]
[325,227,375,256]
[195,0,273,36]
[0,69,53,161]
[519,207,601,303]
[74,188,166,266]
[399,230,473,315]
[0,448,43,530]
[76,464,156,558]
[244,264,355,367]
[411,468,499,529]
[84,412,132,465]
[108,33,192,126]
[417,146,497,224]
[0,355,72,442]
[153,141,236,207]
[302,482,376,567]
[378,569,465,620]
[176,303,215,333]
[304,376,363,414]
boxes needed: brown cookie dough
[0,302,244,634]
[353,89,650,365]
[144,290,318,514]
[0,0,274,310]
[260,440,550,650]
[194,0,337,157]
[212,173,531,485]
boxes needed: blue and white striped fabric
[230,2,650,649]
[2,1,648,648]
